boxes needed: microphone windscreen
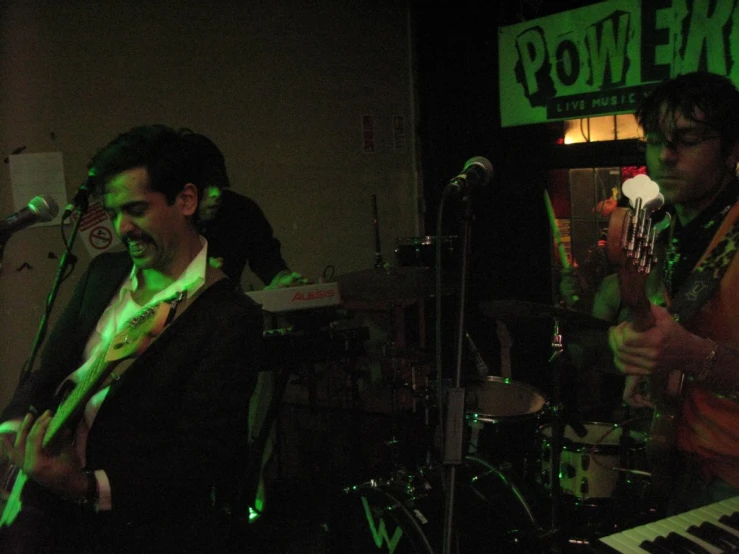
[29,195,59,221]
[464,156,494,186]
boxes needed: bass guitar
[608,198,681,498]
[0,299,172,528]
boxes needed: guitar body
[0,300,172,549]
[610,204,683,500]
[644,369,684,497]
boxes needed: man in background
[181,131,306,289]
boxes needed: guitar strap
[667,202,739,325]
[99,265,227,389]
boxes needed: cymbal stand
[546,317,565,553]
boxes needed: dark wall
[410,1,603,388]
[412,1,606,304]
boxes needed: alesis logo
[291,289,336,302]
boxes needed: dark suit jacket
[197,189,288,283]
[2,251,263,552]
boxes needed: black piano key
[720,513,739,533]
[639,538,675,554]
[701,521,739,549]
[665,532,714,554]
[654,535,695,553]
[688,523,732,550]
[656,534,707,554]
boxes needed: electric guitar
[0,300,172,528]
[609,199,681,498]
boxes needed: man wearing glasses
[610,71,739,514]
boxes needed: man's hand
[7,410,86,499]
[265,269,309,290]
[608,303,707,376]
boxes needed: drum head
[466,376,547,421]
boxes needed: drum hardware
[479,299,626,552]
[325,456,543,554]
[394,235,460,271]
[545,316,566,553]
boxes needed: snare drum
[465,376,548,477]
[325,456,540,553]
[538,421,647,501]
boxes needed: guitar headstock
[106,302,170,362]
[610,196,670,331]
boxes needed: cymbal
[337,266,457,305]
[480,300,612,330]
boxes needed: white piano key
[599,531,653,554]
[597,495,739,553]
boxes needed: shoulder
[222,189,264,212]
[196,279,262,318]
[592,273,622,321]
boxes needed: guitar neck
[43,358,116,448]
[42,300,170,448]
[629,300,655,332]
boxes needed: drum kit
[327,236,655,553]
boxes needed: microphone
[0,195,59,242]
[448,156,494,194]
[62,179,92,220]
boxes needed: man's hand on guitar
[8,410,86,500]
[609,304,705,376]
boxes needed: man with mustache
[609,72,739,514]
[0,124,263,552]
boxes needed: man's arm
[609,303,739,398]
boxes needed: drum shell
[395,236,459,269]
[465,377,548,478]
[537,421,647,501]
[325,456,540,553]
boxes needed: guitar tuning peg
[642,193,665,213]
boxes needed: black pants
[666,454,739,515]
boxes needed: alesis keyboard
[596,495,739,553]
[246,282,341,313]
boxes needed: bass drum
[325,456,541,554]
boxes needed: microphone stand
[16,202,87,390]
[441,189,473,554]
[372,194,384,269]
